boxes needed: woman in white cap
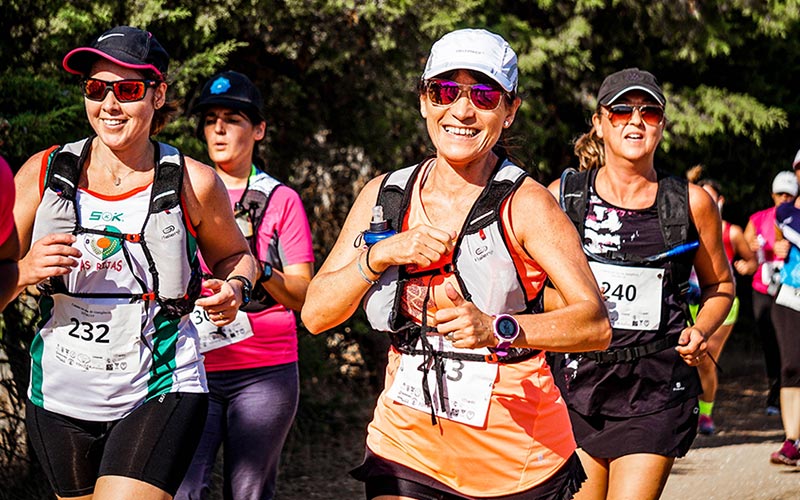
[174,71,314,500]
[742,170,799,417]
[549,68,734,500]
[767,154,800,466]
[12,26,257,500]
[302,28,611,499]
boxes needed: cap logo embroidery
[210,77,231,95]
[97,33,125,42]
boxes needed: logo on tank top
[84,225,123,260]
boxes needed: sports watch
[257,262,273,285]
[226,275,252,307]
[492,314,520,356]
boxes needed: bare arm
[680,183,736,364]
[730,222,757,275]
[259,262,314,311]
[183,157,258,324]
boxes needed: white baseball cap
[772,171,798,196]
[422,28,518,92]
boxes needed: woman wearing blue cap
[302,28,611,499]
[550,69,734,500]
[174,71,314,500]
[11,26,257,500]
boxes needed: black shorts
[353,449,586,500]
[569,397,698,459]
[26,392,208,498]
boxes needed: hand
[774,239,791,260]
[675,326,708,366]
[195,278,241,326]
[368,225,456,273]
[19,233,82,286]
[733,259,757,275]
[433,283,494,349]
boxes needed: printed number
[600,282,637,302]
[191,308,211,325]
[446,359,464,382]
[66,318,110,343]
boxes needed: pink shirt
[202,184,313,371]
[0,157,14,246]
[749,206,778,295]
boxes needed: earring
[504,120,510,127]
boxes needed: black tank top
[553,180,701,418]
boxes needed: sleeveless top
[29,160,206,422]
[554,181,701,417]
[364,165,576,496]
[749,206,779,295]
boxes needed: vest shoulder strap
[150,142,184,213]
[559,168,591,237]
[463,159,528,235]
[44,138,92,200]
[240,169,283,235]
[376,161,427,234]
[655,170,690,247]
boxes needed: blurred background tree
[2,0,800,495]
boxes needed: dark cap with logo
[192,71,264,123]
[62,26,169,78]
[597,68,665,106]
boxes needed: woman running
[302,28,611,499]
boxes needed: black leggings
[26,392,208,498]
[771,303,800,387]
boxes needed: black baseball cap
[192,71,264,123]
[597,68,665,106]
[62,26,169,78]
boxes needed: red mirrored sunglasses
[82,78,159,103]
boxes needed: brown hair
[573,128,605,171]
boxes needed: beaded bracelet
[356,254,379,286]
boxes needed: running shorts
[26,392,208,498]
[352,448,586,500]
[568,397,699,459]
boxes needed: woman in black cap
[549,68,734,499]
[174,71,314,500]
[12,26,257,500]
[302,28,610,499]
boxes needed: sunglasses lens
[640,106,665,126]
[470,85,503,110]
[115,81,147,102]
[608,105,634,126]
[84,79,108,101]
[428,81,460,106]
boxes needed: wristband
[356,255,379,286]
[365,245,382,276]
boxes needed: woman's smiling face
[420,69,520,168]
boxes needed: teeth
[103,119,124,126]
[444,125,477,137]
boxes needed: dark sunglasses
[603,104,665,127]
[425,79,507,111]
[82,78,159,103]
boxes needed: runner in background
[769,150,800,466]
[743,171,798,416]
[0,155,20,310]
[302,28,611,499]
[175,71,314,500]
[12,26,256,500]
[686,166,757,435]
[550,68,734,500]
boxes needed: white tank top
[29,185,207,421]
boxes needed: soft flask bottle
[363,205,396,246]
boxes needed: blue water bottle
[363,205,396,246]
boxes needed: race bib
[49,295,141,372]
[775,284,800,312]
[190,305,254,353]
[386,336,498,427]
[589,262,664,331]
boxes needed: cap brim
[62,47,163,78]
[603,85,665,106]
[423,62,515,92]
[191,97,263,119]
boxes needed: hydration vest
[32,137,201,319]
[363,157,542,364]
[559,167,697,362]
[233,167,283,312]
